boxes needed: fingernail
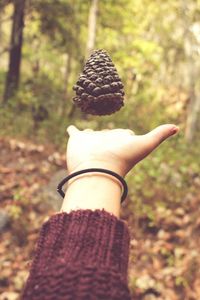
[171,126,179,135]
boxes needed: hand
[66,124,179,177]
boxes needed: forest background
[0,0,200,300]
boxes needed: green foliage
[7,204,22,220]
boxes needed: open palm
[66,124,178,177]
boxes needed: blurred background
[0,0,200,299]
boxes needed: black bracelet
[57,168,128,203]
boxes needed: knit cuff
[30,209,130,279]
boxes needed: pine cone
[73,49,125,115]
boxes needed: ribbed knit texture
[21,209,131,300]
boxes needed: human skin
[60,124,179,217]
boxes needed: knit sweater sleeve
[21,209,131,300]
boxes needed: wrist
[68,160,126,177]
[60,173,122,217]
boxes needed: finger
[66,125,79,136]
[145,124,179,151]
[83,128,93,132]
[125,129,135,135]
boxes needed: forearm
[60,174,122,217]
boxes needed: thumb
[145,124,179,151]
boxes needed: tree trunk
[3,0,25,102]
[0,9,2,54]
[85,0,98,59]
[180,0,200,142]
[184,45,197,142]
[185,89,200,142]
[60,53,72,117]
[63,53,72,99]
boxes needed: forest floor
[0,136,200,300]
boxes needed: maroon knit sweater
[21,209,131,299]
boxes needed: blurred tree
[32,0,87,98]
[3,0,26,102]
[181,0,200,142]
[85,0,98,58]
